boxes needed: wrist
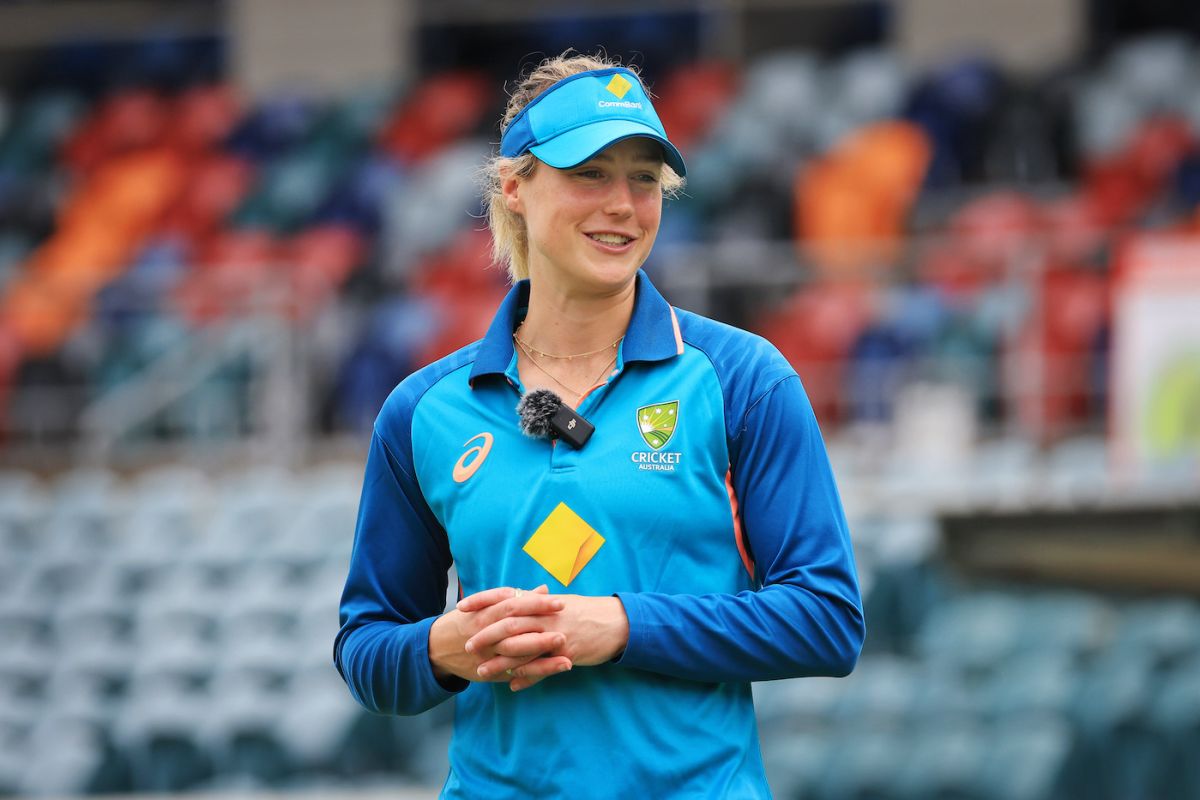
[604,596,630,662]
[428,612,463,684]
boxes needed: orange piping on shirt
[726,467,754,579]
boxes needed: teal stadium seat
[891,718,987,800]
[1149,653,1200,800]
[1014,592,1110,660]
[979,651,1076,723]
[813,725,911,800]
[0,90,83,174]
[119,680,215,791]
[1113,599,1200,666]
[13,714,118,796]
[916,593,1025,676]
[1068,651,1160,800]
[759,730,833,800]
[978,718,1072,800]
[0,470,48,554]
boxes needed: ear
[501,172,524,215]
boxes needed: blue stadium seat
[1016,592,1110,659]
[1149,654,1200,800]
[760,729,833,800]
[277,666,370,777]
[753,675,848,735]
[892,719,988,800]
[204,668,293,785]
[830,656,918,726]
[1068,651,1162,800]
[741,51,822,153]
[979,717,1072,800]
[380,139,489,277]
[136,572,221,648]
[118,681,215,792]
[314,153,406,234]
[0,691,36,778]
[916,592,1025,675]
[1113,598,1200,666]
[904,664,979,725]
[831,48,908,128]
[1108,34,1193,116]
[55,634,135,703]
[191,500,285,576]
[14,715,120,795]
[131,635,214,696]
[980,651,1076,723]
[0,90,84,173]
[225,90,321,163]
[271,496,355,569]
[55,588,134,652]
[0,470,48,554]
[817,725,913,800]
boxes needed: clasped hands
[428,585,629,692]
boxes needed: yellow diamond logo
[522,502,605,587]
[605,74,633,99]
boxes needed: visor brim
[528,120,687,177]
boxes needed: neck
[518,273,637,357]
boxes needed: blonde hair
[482,51,686,282]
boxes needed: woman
[336,52,864,799]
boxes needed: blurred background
[0,0,1198,798]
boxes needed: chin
[578,260,642,291]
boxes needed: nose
[603,178,635,218]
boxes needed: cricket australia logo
[631,401,681,472]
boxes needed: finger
[509,657,573,691]
[478,653,571,681]
[456,584,549,613]
[476,649,567,679]
[465,615,559,656]
[471,592,563,632]
[456,586,516,613]
[495,631,566,658]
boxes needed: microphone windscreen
[517,389,562,439]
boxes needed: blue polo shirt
[335,271,864,799]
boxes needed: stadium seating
[4,36,1200,444]
[0,445,1196,798]
[0,29,1199,800]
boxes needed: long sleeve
[615,374,865,683]
[334,428,465,715]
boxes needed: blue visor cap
[499,67,686,177]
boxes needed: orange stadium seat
[795,120,931,275]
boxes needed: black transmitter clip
[550,404,595,449]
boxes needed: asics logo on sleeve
[452,432,494,483]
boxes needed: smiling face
[503,137,664,297]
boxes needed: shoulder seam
[739,374,800,442]
[373,428,416,484]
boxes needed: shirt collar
[468,270,683,386]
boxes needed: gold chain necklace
[514,337,618,401]
[512,324,623,360]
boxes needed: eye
[575,168,603,179]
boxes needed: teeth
[589,233,631,245]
